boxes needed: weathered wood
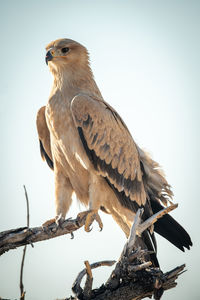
[137,203,178,235]
[0,205,187,300]
[0,204,178,257]
[72,260,116,298]
[66,205,186,300]
[0,215,87,256]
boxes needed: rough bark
[0,215,86,256]
[0,205,186,300]
[64,207,186,300]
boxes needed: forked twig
[72,260,116,298]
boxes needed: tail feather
[151,200,192,251]
[139,147,192,251]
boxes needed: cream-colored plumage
[36,39,192,260]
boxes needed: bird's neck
[50,63,103,101]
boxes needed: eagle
[36,38,192,266]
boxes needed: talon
[95,212,103,232]
[70,232,74,239]
[78,209,103,232]
[55,214,65,228]
[87,225,93,232]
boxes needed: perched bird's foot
[42,218,57,229]
[42,214,65,231]
[78,209,103,232]
[55,214,65,228]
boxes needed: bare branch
[138,203,178,235]
[125,208,143,257]
[1,198,187,300]
[0,214,88,256]
[24,185,30,228]
[127,261,152,272]
[19,185,30,300]
[83,261,93,299]
[19,246,27,300]
[72,260,116,298]
[66,205,187,300]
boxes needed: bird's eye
[61,47,69,54]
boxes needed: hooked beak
[45,50,53,65]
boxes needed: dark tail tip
[151,201,192,251]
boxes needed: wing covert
[71,95,146,206]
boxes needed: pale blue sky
[0,1,199,299]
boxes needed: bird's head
[45,38,90,74]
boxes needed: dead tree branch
[72,260,116,299]
[65,205,186,300]
[0,214,88,256]
[0,202,187,300]
[19,185,30,300]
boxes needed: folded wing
[36,106,54,170]
[71,94,146,207]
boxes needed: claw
[87,225,93,232]
[55,214,65,228]
[78,209,103,232]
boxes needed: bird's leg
[78,209,103,232]
[78,175,103,232]
[42,169,73,229]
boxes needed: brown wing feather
[36,106,53,170]
[71,95,146,206]
[137,146,173,206]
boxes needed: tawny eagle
[36,38,192,266]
